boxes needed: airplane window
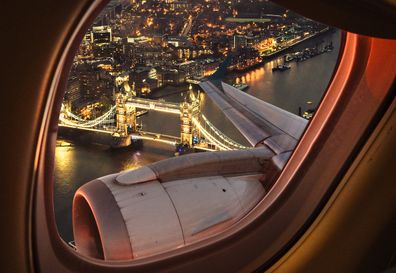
[54,0,341,260]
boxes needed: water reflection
[122,151,143,171]
[55,141,75,194]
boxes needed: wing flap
[200,80,308,153]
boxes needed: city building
[232,33,261,49]
[157,68,186,86]
[91,25,113,45]
[177,60,204,79]
[129,66,160,96]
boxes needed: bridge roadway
[125,98,180,114]
[58,124,219,151]
[59,124,179,145]
[131,131,180,146]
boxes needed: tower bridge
[59,93,247,151]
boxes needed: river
[54,30,342,242]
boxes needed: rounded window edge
[32,0,396,272]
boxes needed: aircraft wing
[199,80,308,154]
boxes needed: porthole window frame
[31,0,396,272]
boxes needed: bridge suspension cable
[192,113,248,150]
[59,106,116,128]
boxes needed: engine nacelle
[73,148,281,260]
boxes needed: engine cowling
[73,148,281,260]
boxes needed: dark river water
[54,30,342,242]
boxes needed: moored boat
[232,83,249,91]
[272,64,291,72]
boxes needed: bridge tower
[115,93,128,136]
[180,95,200,147]
[125,105,137,133]
[115,93,137,135]
[180,101,193,146]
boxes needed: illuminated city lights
[61,0,332,150]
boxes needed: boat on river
[232,83,249,91]
[272,64,291,72]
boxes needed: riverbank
[149,28,336,99]
[226,27,336,78]
[230,27,334,74]
[264,27,333,59]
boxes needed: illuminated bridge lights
[195,114,247,150]
[60,105,116,128]
[59,98,248,151]
[192,115,247,151]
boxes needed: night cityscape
[63,0,332,118]
[56,0,341,247]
